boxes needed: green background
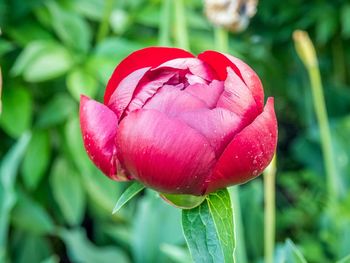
[1,0,350,262]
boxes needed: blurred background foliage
[0,0,350,262]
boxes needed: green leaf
[283,239,308,263]
[66,68,98,101]
[59,228,129,263]
[11,41,74,82]
[46,1,91,52]
[36,94,76,127]
[21,129,51,190]
[112,182,144,214]
[11,190,55,235]
[0,86,32,138]
[0,133,31,253]
[341,4,350,39]
[182,189,235,263]
[337,254,350,263]
[160,193,206,209]
[160,244,192,263]
[50,158,86,226]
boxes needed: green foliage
[0,0,350,262]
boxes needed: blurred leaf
[59,228,129,263]
[50,158,86,226]
[0,86,32,138]
[110,9,130,35]
[37,93,76,127]
[40,255,59,263]
[160,244,191,263]
[315,9,337,45]
[0,133,31,255]
[132,190,184,263]
[276,239,308,263]
[21,129,51,190]
[182,189,235,263]
[66,68,98,101]
[46,1,92,53]
[11,233,52,263]
[11,190,55,235]
[337,254,350,263]
[7,21,54,46]
[134,4,159,27]
[68,0,104,21]
[341,4,350,39]
[11,41,74,82]
[113,182,144,214]
[0,39,15,56]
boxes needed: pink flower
[80,47,277,195]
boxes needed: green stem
[293,31,339,202]
[215,27,229,53]
[229,187,248,263]
[96,0,114,43]
[173,0,189,50]
[264,155,276,263]
[159,0,172,46]
[214,26,248,263]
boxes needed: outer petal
[175,107,242,157]
[107,67,150,118]
[80,95,126,181]
[116,109,216,195]
[198,50,264,111]
[104,47,194,103]
[204,98,277,194]
[217,67,259,125]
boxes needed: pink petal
[153,57,216,81]
[175,107,243,157]
[143,86,208,117]
[217,67,260,124]
[80,96,127,181]
[185,80,224,108]
[104,47,194,104]
[204,98,277,194]
[107,67,150,119]
[116,109,216,195]
[224,54,264,112]
[125,71,177,115]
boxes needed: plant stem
[264,155,276,263]
[293,30,340,203]
[173,0,189,50]
[214,26,248,263]
[159,0,172,46]
[96,0,114,43]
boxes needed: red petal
[198,50,243,81]
[217,67,259,124]
[204,98,277,193]
[116,109,216,195]
[104,47,194,104]
[175,107,242,157]
[184,80,224,108]
[198,51,264,111]
[80,95,127,181]
[107,67,150,119]
[143,85,208,117]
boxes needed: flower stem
[96,0,114,43]
[173,0,189,50]
[264,155,276,263]
[214,26,248,263]
[159,0,172,46]
[293,30,340,202]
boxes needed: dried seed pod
[204,0,258,32]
